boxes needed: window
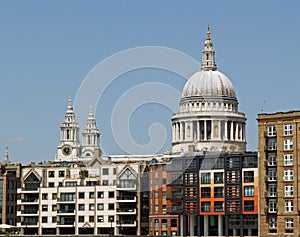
[285,185,293,197]
[59,171,65,177]
[162,219,167,227]
[89,216,94,222]
[268,168,277,181]
[78,204,84,211]
[214,172,223,184]
[269,217,277,228]
[268,139,276,150]
[284,124,292,136]
[201,173,211,184]
[155,205,158,212]
[102,180,108,186]
[201,202,210,212]
[268,125,276,136]
[79,192,84,199]
[269,199,277,213]
[284,169,293,181]
[162,205,167,212]
[214,187,224,198]
[162,191,167,199]
[162,178,167,184]
[52,217,57,223]
[214,201,224,212]
[97,216,104,222]
[201,187,211,198]
[244,186,254,197]
[89,204,95,211]
[162,231,167,236]
[66,181,77,186]
[48,171,55,177]
[79,216,84,222]
[244,171,254,183]
[102,168,109,175]
[285,200,293,212]
[155,192,159,198]
[98,192,104,198]
[97,203,104,210]
[268,154,276,166]
[108,216,114,222]
[108,203,114,210]
[108,191,114,198]
[52,205,57,211]
[155,231,159,236]
[284,139,293,150]
[172,231,177,236]
[284,154,293,166]
[285,218,293,228]
[42,193,48,200]
[171,219,177,227]
[48,182,54,187]
[154,219,159,227]
[89,192,94,199]
[42,205,48,211]
[268,184,277,197]
[244,201,254,212]
[42,217,47,223]
[155,179,158,185]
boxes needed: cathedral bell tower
[56,99,81,161]
[81,106,101,159]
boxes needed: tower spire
[201,25,217,71]
[3,146,10,164]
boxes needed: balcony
[19,198,39,204]
[20,210,39,216]
[19,188,39,193]
[21,221,38,227]
[116,184,136,191]
[116,196,136,202]
[116,220,136,227]
[116,208,136,215]
[57,198,75,203]
[57,209,75,215]
[166,193,183,200]
[57,221,75,226]
[265,191,277,198]
[167,206,183,214]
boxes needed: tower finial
[88,106,95,119]
[5,146,9,161]
[68,99,73,110]
[201,25,217,71]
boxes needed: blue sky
[0,1,300,163]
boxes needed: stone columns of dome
[230,121,234,141]
[211,119,215,140]
[175,123,178,142]
[204,120,207,141]
[235,123,239,141]
[197,120,200,141]
[190,121,194,141]
[224,121,228,140]
[242,123,246,141]
[180,122,184,141]
[172,124,175,142]
[218,120,221,140]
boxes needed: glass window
[79,192,84,199]
[284,139,293,150]
[214,172,223,184]
[97,216,104,222]
[268,168,277,181]
[201,173,211,184]
[162,191,167,199]
[108,203,114,210]
[162,178,167,184]
[59,171,65,177]
[268,139,276,150]
[155,205,158,212]
[48,171,55,177]
[284,154,293,166]
[42,194,48,200]
[154,192,159,198]
[214,187,224,198]
[89,204,94,211]
[268,154,276,166]
[285,200,293,212]
[171,219,177,227]
[89,192,94,199]
[284,170,293,181]
[154,219,159,227]
[102,168,109,175]
[244,171,254,183]
[89,216,94,222]
[78,204,84,211]
[42,205,48,211]
[284,124,292,136]
[268,125,276,136]
[285,185,293,197]
[52,217,57,223]
[201,202,210,212]
[98,192,104,198]
[269,199,277,213]
[214,201,224,212]
[285,218,293,228]
[244,186,254,197]
[201,187,210,198]
[42,217,47,223]
[268,184,277,197]
[79,216,84,222]
[269,217,277,228]
[108,191,114,198]
[162,205,167,212]
[244,200,254,212]
[97,204,104,210]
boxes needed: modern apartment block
[16,157,150,235]
[257,111,300,236]
[0,147,21,226]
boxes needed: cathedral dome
[182,70,236,99]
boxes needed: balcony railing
[116,196,136,200]
[57,209,75,214]
[116,208,136,213]
[167,206,183,214]
[21,221,38,226]
[57,221,74,225]
[166,193,183,200]
[117,220,135,225]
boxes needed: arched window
[66,129,70,139]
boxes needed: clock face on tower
[62,146,72,156]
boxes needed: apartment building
[257,111,300,236]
